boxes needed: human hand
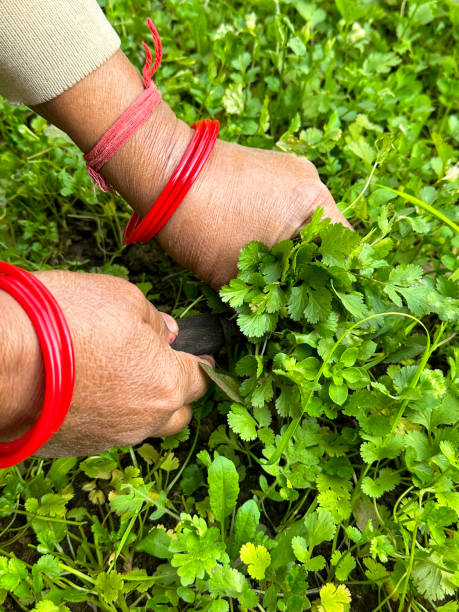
[0,271,213,457]
[156,138,352,288]
[33,51,350,289]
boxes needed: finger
[294,181,353,235]
[312,182,352,228]
[157,404,193,437]
[198,354,216,368]
[172,349,214,406]
[160,312,179,344]
[143,301,178,344]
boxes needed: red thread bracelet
[84,17,219,243]
[84,18,163,192]
[0,263,75,468]
[124,118,219,244]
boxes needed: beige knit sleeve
[0,0,120,105]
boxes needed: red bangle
[0,263,75,468]
[124,118,219,244]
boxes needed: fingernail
[160,313,179,343]
[199,354,215,368]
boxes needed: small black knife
[171,314,238,355]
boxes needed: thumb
[294,181,353,235]
[170,349,215,406]
[143,300,179,344]
[313,181,353,229]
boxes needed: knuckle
[313,180,336,207]
[292,155,320,179]
[294,177,335,209]
[120,279,146,304]
[103,276,147,312]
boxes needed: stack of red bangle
[0,263,75,468]
[124,118,219,244]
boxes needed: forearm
[0,291,42,440]
[32,50,192,221]
[1,0,195,255]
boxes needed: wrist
[33,49,193,221]
[102,100,193,219]
[0,290,43,440]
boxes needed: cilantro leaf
[94,571,124,604]
[208,566,258,609]
[237,311,278,337]
[336,291,368,319]
[363,558,390,582]
[361,468,402,498]
[360,436,404,464]
[412,553,456,602]
[318,583,351,612]
[238,241,270,272]
[331,550,356,581]
[319,224,360,268]
[304,509,336,550]
[170,516,228,586]
[240,542,271,579]
[220,278,251,307]
[228,404,258,441]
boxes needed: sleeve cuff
[0,0,121,105]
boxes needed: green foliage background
[0,0,458,610]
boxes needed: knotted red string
[142,18,162,88]
[84,18,163,192]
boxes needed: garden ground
[0,0,458,610]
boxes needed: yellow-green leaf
[240,542,271,580]
[318,583,351,612]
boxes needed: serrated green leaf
[304,555,326,571]
[238,241,270,272]
[336,291,368,319]
[228,404,257,441]
[361,468,402,498]
[220,278,250,307]
[389,264,423,285]
[304,509,336,550]
[208,565,257,609]
[319,224,360,267]
[412,552,456,602]
[240,542,271,579]
[95,571,124,604]
[319,583,351,611]
[35,555,62,578]
[237,312,278,338]
[331,550,356,581]
[170,517,228,586]
[363,558,390,582]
